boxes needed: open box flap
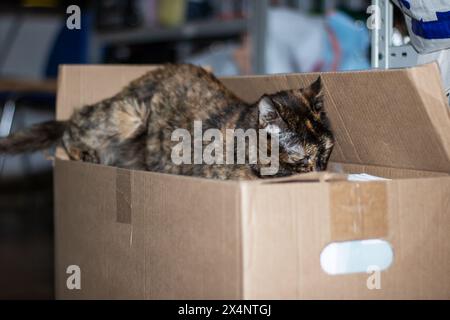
[222,63,450,173]
[56,65,159,120]
[57,63,450,173]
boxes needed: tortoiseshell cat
[0,64,334,180]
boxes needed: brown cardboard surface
[329,182,388,241]
[55,160,242,299]
[55,159,450,299]
[54,64,450,299]
[239,176,450,299]
[116,169,132,224]
[56,65,158,120]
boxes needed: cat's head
[257,76,335,176]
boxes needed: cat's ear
[303,76,324,113]
[258,96,281,127]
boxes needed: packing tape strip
[116,168,132,224]
[329,181,388,241]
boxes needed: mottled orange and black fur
[0,64,334,180]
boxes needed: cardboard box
[54,63,450,299]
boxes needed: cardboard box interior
[56,63,450,178]
[54,63,450,299]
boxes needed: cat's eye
[287,153,302,163]
[288,154,310,165]
[296,156,312,166]
[300,156,311,165]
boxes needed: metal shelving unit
[371,0,418,69]
[96,18,249,45]
[90,19,250,65]
[371,0,449,105]
[90,0,270,74]
[250,0,268,74]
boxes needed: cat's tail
[0,120,67,155]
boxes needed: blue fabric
[412,11,450,39]
[323,11,370,71]
[398,0,411,10]
[44,12,92,78]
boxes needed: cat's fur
[0,64,334,180]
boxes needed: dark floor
[0,171,54,299]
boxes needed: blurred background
[0,0,412,299]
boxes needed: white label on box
[320,239,393,275]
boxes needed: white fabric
[265,9,325,74]
[347,173,389,181]
[391,1,450,97]
[392,0,450,53]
